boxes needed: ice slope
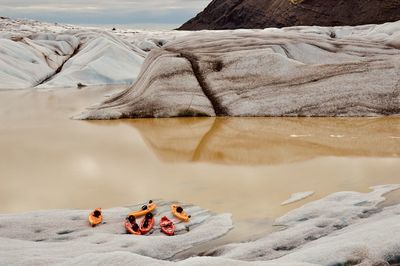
[36,31,146,88]
[0,17,183,89]
[79,20,400,118]
[0,34,79,89]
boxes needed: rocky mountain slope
[179,0,400,30]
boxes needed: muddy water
[0,86,399,243]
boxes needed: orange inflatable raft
[171,204,191,222]
[125,215,141,235]
[88,208,103,227]
[128,200,157,217]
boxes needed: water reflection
[101,117,400,165]
[1,87,399,244]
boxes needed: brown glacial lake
[0,86,399,242]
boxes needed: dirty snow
[79,20,400,119]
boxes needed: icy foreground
[79,21,400,119]
[209,185,400,263]
[0,17,185,89]
[1,186,400,265]
[0,200,233,265]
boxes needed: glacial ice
[1,186,400,265]
[36,31,145,88]
[79,21,400,118]
[0,35,78,88]
[281,191,315,205]
[0,18,179,89]
[0,200,233,265]
[207,184,400,265]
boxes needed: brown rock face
[179,0,400,30]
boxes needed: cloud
[0,0,210,24]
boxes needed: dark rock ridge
[179,0,400,30]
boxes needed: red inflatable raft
[140,212,155,234]
[125,215,141,235]
[160,216,175,236]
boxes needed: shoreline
[1,186,400,265]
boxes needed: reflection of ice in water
[329,134,345,138]
[289,134,312,138]
[75,155,100,178]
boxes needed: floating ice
[281,191,315,206]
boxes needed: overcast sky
[0,0,210,25]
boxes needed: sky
[0,0,210,26]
